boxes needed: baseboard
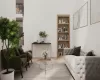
[33,57,57,59]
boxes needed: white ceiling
[16,0,23,4]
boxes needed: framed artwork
[73,11,80,30]
[79,2,88,28]
[90,0,100,24]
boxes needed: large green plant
[0,17,20,73]
[8,20,20,48]
[0,17,9,49]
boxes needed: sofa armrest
[85,56,100,80]
[26,50,32,52]
[74,56,100,80]
[85,56,100,70]
[19,54,27,58]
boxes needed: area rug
[15,58,74,80]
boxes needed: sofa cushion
[18,47,24,55]
[68,48,74,55]
[86,50,95,56]
[80,50,87,56]
[72,46,81,56]
[14,48,20,56]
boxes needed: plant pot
[0,69,14,80]
[40,37,45,43]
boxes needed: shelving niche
[57,15,70,57]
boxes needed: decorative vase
[0,69,14,80]
[44,55,47,60]
[40,37,45,43]
[42,51,48,60]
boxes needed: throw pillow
[18,47,24,54]
[86,50,95,56]
[14,48,20,56]
[72,46,81,56]
[68,48,74,55]
[80,50,86,56]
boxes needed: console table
[32,42,51,59]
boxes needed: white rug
[15,58,74,80]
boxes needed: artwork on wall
[90,0,100,24]
[73,2,88,30]
[73,11,80,30]
[79,2,88,28]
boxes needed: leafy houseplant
[39,31,47,38]
[39,31,48,42]
[0,17,20,75]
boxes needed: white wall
[0,0,16,19]
[23,0,76,57]
[73,0,100,56]
[0,0,16,71]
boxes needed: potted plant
[0,17,20,80]
[39,31,48,43]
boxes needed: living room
[0,0,100,80]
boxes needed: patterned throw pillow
[72,46,81,56]
[86,50,95,56]
[68,48,74,55]
[80,50,87,56]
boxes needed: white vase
[40,37,45,43]
[0,69,14,80]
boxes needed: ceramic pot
[0,69,14,80]
[40,37,45,43]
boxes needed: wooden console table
[32,42,51,59]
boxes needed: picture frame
[73,11,80,30]
[79,2,88,28]
[90,0,100,25]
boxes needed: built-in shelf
[58,32,69,34]
[57,15,70,57]
[16,18,23,21]
[16,3,24,14]
[16,0,24,4]
[16,2,24,19]
[58,48,64,50]
[58,23,69,25]
[16,14,23,19]
[58,40,69,42]
[16,0,24,46]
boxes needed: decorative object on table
[0,17,20,80]
[38,50,53,76]
[90,0,100,25]
[42,51,48,60]
[39,31,48,43]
